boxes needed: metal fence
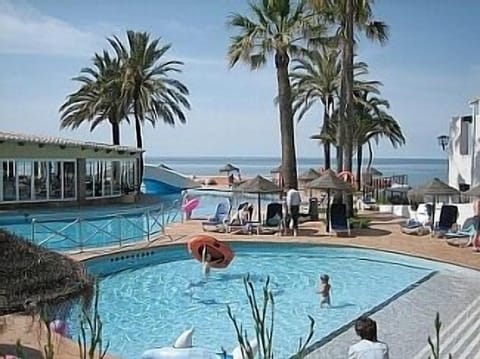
[28,201,181,252]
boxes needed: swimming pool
[0,190,275,251]
[74,243,440,358]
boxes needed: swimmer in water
[201,247,211,278]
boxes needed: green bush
[349,217,371,229]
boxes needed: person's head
[320,274,329,283]
[354,317,377,342]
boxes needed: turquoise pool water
[74,244,435,358]
[0,191,274,251]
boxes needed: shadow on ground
[354,228,392,237]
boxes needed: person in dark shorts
[286,185,301,236]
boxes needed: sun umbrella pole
[326,189,331,233]
[257,193,261,223]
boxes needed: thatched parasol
[362,167,383,177]
[219,163,239,173]
[270,164,282,174]
[299,168,321,182]
[307,169,352,232]
[0,229,94,316]
[415,178,459,228]
[235,175,281,222]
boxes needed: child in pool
[317,274,331,307]
[201,247,211,278]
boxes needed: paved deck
[2,211,480,358]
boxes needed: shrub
[226,275,315,359]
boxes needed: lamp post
[437,135,449,151]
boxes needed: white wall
[472,109,480,187]
[448,116,472,189]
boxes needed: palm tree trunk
[275,50,298,189]
[110,120,120,146]
[134,104,144,191]
[342,0,355,217]
[356,144,362,191]
[322,101,331,170]
[367,140,374,170]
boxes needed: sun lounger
[330,203,350,236]
[258,203,283,234]
[202,201,231,232]
[433,205,458,235]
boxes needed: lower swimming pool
[74,243,439,358]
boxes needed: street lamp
[437,135,449,151]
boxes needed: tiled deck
[2,211,479,358]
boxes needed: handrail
[29,200,181,252]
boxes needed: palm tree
[352,92,405,190]
[291,47,341,170]
[310,0,388,215]
[227,0,315,189]
[108,30,191,177]
[59,51,127,145]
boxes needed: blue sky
[0,0,479,159]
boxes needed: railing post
[31,218,36,244]
[118,215,123,248]
[161,203,166,235]
[78,217,84,253]
[146,209,151,242]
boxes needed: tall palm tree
[108,31,191,177]
[352,92,405,190]
[310,0,388,215]
[227,0,315,189]
[291,47,341,170]
[60,51,127,145]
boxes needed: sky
[0,0,479,159]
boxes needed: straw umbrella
[219,163,240,186]
[299,168,321,197]
[306,169,352,232]
[418,178,459,228]
[0,229,93,316]
[235,175,281,223]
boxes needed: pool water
[0,191,272,251]
[75,244,435,358]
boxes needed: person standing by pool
[348,317,389,359]
[286,186,301,236]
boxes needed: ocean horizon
[145,156,448,187]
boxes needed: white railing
[29,200,181,252]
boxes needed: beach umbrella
[418,178,459,228]
[0,229,93,316]
[219,163,239,173]
[307,169,352,232]
[299,168,321,182]
[235,175,281,223]
[270,164,282,174]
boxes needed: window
[17,161,32,201]
[86,159,135,198]
[0,159,77,203]
[2,161,16,201]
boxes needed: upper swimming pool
[72,243,446,358]
[0,190,274,251]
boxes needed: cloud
[0,0,104,56]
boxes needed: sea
[145,157,447,187]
